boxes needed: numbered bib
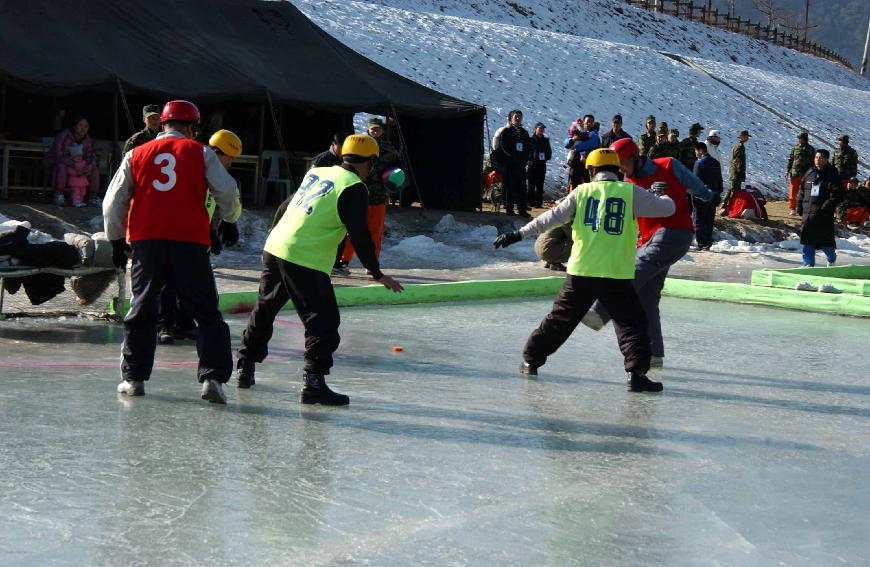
[152,153,177,192]
[810,182,821,197]
[538,152,546,161]
[515,142,523,152]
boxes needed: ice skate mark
[659,52,870,170]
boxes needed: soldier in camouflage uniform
[679,122,704,171]
[656,128,681,160]
[722,130,750,212]
[832,134,858,187]
[786,131,815,215]
[122,104,161,155]
[339,117,402,267]
[648,130,670,159]
[637,115,657,156]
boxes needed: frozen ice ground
[1,297,869,566]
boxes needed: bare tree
[753,0,778,27]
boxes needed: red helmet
[610,138,640,160]
[160,100,201,124]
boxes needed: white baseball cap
[708,129,721,138]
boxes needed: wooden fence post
[687,1,694,21]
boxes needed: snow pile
[292,0,868,196]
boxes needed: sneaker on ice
[201,379,227,404]
[794,281,818,291]
[332,265,351,277]
[580,310,605,331]
[117,380,145,396]
[817,284,842,294]
[157,328,175,345]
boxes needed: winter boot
[300,372,349,406]
[519,361,538,376]
[236,358,255,389]
[627,370,663,393]
[117,380,145,396]
[201,379,227,404]
[157,327,175,345]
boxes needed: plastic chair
[259,150,293,207]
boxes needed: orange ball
[391,345,404,353]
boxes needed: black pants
[156,283,196,333]
[238,252,340,374]
[503,162,528,214]
[692,197,716,247]
[524,275,651,373]
[123,240,232,383]
[527,162,546,208]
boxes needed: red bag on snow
[726,187,768,220]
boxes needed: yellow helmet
[341,133,380,159]
[585,148,621,169]
[208,129,242,158]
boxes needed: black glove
[218,221,239,247]
[210,227,222,256]
[649,181,667,196]
[493,231,522,249]
[110,239,131,269]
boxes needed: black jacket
[798,165,843,247]
[692,155,723,194]
[496,125,532,166]
[528,135,552,164]
[599,128,631,149]
[311,148,342,168]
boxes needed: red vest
[627,157,694,245]
[128,137,210,245]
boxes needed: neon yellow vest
[205,191,216,220]
[567,180,637,279]
[264,166,360,274]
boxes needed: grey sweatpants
[589,228,693,358]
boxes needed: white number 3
[152,153,177,192]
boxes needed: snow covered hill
[292,0,869,196]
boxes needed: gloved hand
[210,227,222,256]
[493,231,522,249]
[110,239,131,269]
[649,181,668,196]
[218,221,239,247]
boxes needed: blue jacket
[563,130,600,154]
[692,155,723,195]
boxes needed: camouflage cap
[367,117,385,128]
[838,134,849,142]
[657,125,668,135]
[798,130,809,139]
[669,128,680,136]
[142,104,160,117]
[646,115,656,123]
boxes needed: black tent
[0,0,485,210]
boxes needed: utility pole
[803,0,810,42]
[861,17,870,75]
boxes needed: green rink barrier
[751,265,870,297]
[110,273,870,319]
[662,278,870,317]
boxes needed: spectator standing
[51,117,101,207]
[692,143,723,250]
[565,114,599,189]
[582,138,713,368]
[704,129,723,166]
[637,115,657,156]
[661,129,682,160]
[798,149,843,267]
[493,148,676,392]
[103,100,242,404]
[648,128,670,159]
[311,133,348,168]
[494,109,532,217]
[832,134,858,186]
[599,114,631,148]
[235,134,403,401]
[786,131,815,216]
[724,130,749,211]
[679,122,704,171]
[340,118,401,263]
[122,105,161,155]
[526,123,552,208]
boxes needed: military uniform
[638,132,657,156]
[833,142,858,183]
[679,136,700,170]
[787,139,816,211]
[727,140,746,195]
[122,127,158,155]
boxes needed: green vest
[264,166,361,274]
[567,180,637,279]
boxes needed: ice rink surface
[1,297,868,566]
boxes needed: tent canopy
[0,0,485,209]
